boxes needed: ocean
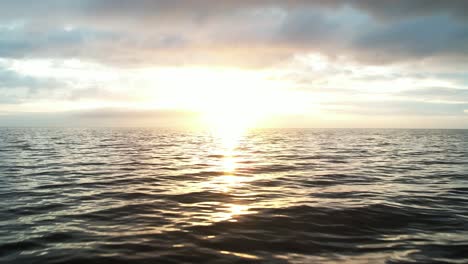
[1,128,467,263]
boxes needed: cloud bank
[0,0,468,127]
[1,0,467,66]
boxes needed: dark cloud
[0,26,121,60]
[351,0,468,20]
[352,15,468,63]
[1,1,467,22]
[0,0,468,65]
[0,0,467,67]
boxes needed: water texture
[1,128,467,263]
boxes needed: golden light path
[159,67,299,228]
[202,109,255,223]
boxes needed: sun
[153,67,276,145]
[145,66,306,133]
[197,82,270,150]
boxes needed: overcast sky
[1,0,468,128]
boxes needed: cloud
[351,0,468,20]
[0,1,467,67]
[0,66,63,104]
[74,108,197,119]
[1,1,468,128]
[0,25,123,61]
[0,108,200,127]
[2,1,467,22]
[352,15,468,63]
[397,87,468,103]
[2,106,467,128]
[328,100,468,116]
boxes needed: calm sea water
[1,128,468,263]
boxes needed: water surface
[1,128,468,263]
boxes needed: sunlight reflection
[220,250,260,260]
[222,152,237,174]
[201,126,256,222]
[212,204,250,222]
[201,130,250,192]
[211,128,240,176]
[202,175,251,193]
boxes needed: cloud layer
[1,1,468,127]
[1,1,468,66]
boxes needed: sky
[1,0,468,128]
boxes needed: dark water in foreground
[1,128,468,264]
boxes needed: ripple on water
[1,128,468,263]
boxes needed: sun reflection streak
[212,204,250,222]
[203,174,251,193]
[208,116,246,178]
[199,126,257,222]
[222,152,237,174]
[202,129,248,193]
